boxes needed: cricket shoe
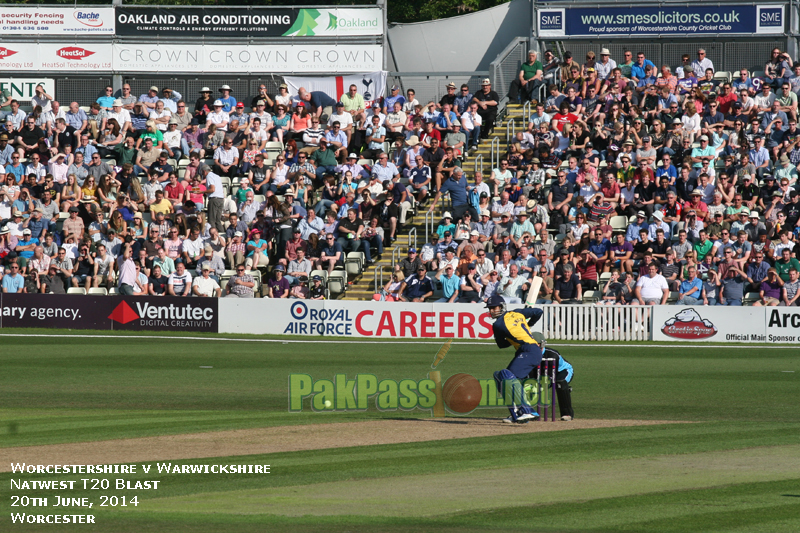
[516,413,539,423]
[561,415,573,421]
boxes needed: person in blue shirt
[5,153,25,183]
[217,85,237,113]
[435,264,461,303]
[2,263,25,293]
[429,166,479,222]
[676,265,704,305]
[630,53,656,83]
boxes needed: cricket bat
[525,275,543,307]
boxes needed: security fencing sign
[537,4,785,37]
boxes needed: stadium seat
[67,288,87,295]
[582,290,600,303]
[310,270,328,283]
[345,252,364,276]
[328,269,347,294]
[743,292,760,305]
[108,287,118,295]
[667,291,680,303]
[88,288,108,296]
[610,216,628,233]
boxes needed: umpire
[527,332,575,421]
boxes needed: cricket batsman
[525,334,575,421]
[485,294,546,423]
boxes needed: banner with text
[0,7,114,35]
[112,43,382,73]
[218,299,526,339]
[0,43,112,72]
[0,293,217,332]
[538,4,785,37]
[0,78,55,101]
[651,305,799,344]
[0,43,380,73]
[115,7,383,37]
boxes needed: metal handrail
[373,264,384,294]
[408,226,417,251]
[473,153,484,176]
[522,99,532,122]
[490,136,500,170]
[391,245,401,270]
[505,118,516,146]
[424,207,434,240]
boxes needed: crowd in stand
[381,46,800,306]
[1,45,799,307]
[0,77,500,298]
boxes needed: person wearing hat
[193,87,214,125]
[191,261,221,298]
[195,244,224,282]
[324,102,354,147]
[205,98,230,133]
[213,84,236,113]
[156,87,181,114]
[473,78,499,140]
[137,86,160,110]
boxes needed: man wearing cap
[138,86,160,110]
[380,84,404,116]
[399,264,434,302]
[204,101,229,135]
[327,102,354,145]
[190,262,221,298]
[473,79,499,140]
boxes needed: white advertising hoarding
[0,43,112,72]
[652,305,800,344]
[113,44,382,73]
[0,7,114,35]
[218,299,523,339]
[0,78,55,101]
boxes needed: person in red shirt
[683,190,709,222]
[552,102,578,130]
[599,172,620,209]
[576,249,598,290]
[163,173,184,208]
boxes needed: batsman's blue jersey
[492,307,543,349]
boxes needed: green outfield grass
[1,330,799,532]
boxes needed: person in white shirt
[147,100,172,131]
[31,84,53,114]
[168,261,193,297]
[162,119,182,160]
[691,48,714,75]
[327,102,354,144]
[192,264,221,297]
[635,263,669,305]
[206,100,230,131]
[201,165,225,233]
[213,138,239,178]
[460,102,483,149]
[103,100,132,133]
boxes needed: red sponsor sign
[0,47,18,59]
[661,319,717,339]
[56,47,95,60]
[354,310,493,339]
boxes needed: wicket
[537,358,557,422]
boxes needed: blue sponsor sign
[538,4,784,37]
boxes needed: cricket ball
[443,373,482,414]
